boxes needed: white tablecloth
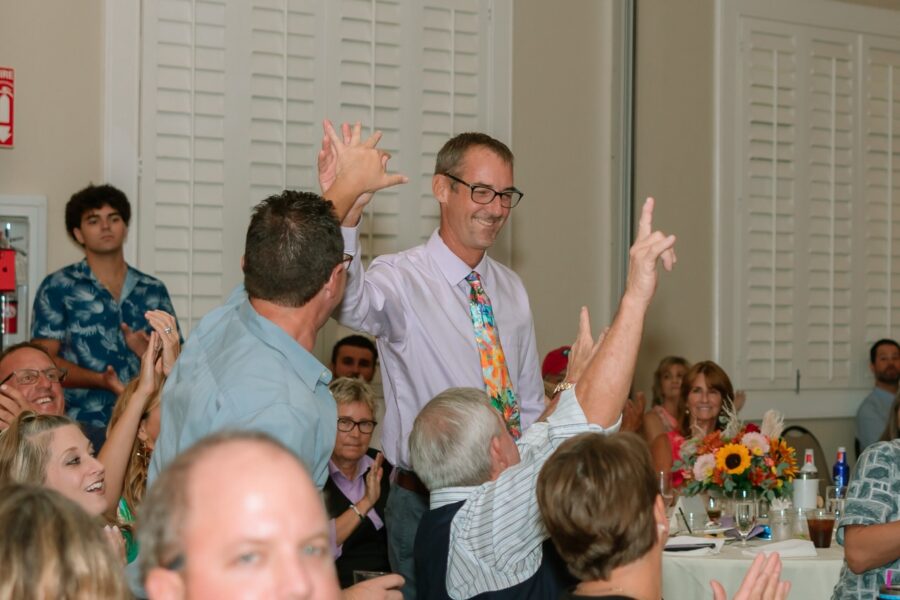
[662,539,844,600]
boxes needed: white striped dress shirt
[428,388,621,599]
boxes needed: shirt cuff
[328,518,343,560]
[341,225,360,255]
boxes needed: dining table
[661,538,844,600]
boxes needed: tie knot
[465,271,482,286]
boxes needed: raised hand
[102,365,125,396]
[145,310,180,375]
[625,197,677,306]
[120,322,151,357]
[563,308,609,388]
[0,384,29,430]
[319,120,408,223]
[711,552,791,600]
[363,452,385,507]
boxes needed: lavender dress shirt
[337,227,544,470]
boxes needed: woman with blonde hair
[0,483,130,599]
[0,411,125,559]
[642,356,690,444]
[99,309,179,562]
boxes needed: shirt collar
[236,291,332,392]
[425,229,490,287]
[74,259,138,300]
[429,485,477,510]
[328,454,375,482]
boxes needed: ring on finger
[163,327,173,334]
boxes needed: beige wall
[511,0,617,359]
[0,0,104,272]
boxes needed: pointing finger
[637,196,655,241]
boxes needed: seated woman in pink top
[650,361,735,488]
[642,356,689,445]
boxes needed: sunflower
[715,443,752,475]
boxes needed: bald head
[141,432,341,600]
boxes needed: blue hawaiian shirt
[31,259,180,429]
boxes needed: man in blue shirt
[32,184,179,434]
[150,123,408,488]
[857,338,900,450]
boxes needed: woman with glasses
[324,377,392,588]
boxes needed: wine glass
[657,471,676,523]
[657,471,674,506]
[731,490,757,546]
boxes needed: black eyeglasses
[0,367,68,386]
[337,417,377,434]
[340,253,353,268]
[442,173,524,209]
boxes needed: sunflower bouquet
[673,409,798,502]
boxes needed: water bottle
[793,449,819,510]
[833,446,850,489]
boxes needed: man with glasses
[0,341,103,447]
[322,130,544,598]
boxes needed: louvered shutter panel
[861,37,900,357]
[738,19,799,388]
[803,32,855,385]
[141,0,227,334]
[139,0,509,335]
[419,1,485,242]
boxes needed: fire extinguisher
[0,290,16,335]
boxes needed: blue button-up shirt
[149,286,337,488]
[32,259,180,428]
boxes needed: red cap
[541,346,571,378]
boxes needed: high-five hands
[318,120,408,224]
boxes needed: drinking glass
[657,471,675,508]
[704,494,723,527]
[825,485,847,542]
[805,508,836,548]
[730,490,757,546]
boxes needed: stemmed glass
[731,489,757,546]
[657,471,676,521]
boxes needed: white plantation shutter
[140,0,228,333]
[719,2,900,417]
[738,20,799,388]
[137,0,510,335]
[804,33,855,385]
[861,38,900,344]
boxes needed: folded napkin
[664,535,726,556]
[740,539,818,558]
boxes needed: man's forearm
[575,294,647,428]
[844,520,900,573]
[55,356,113,391]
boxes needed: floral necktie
[465,271,521,439]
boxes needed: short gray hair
[409,388,505,491]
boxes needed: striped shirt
[428,389,620,599]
